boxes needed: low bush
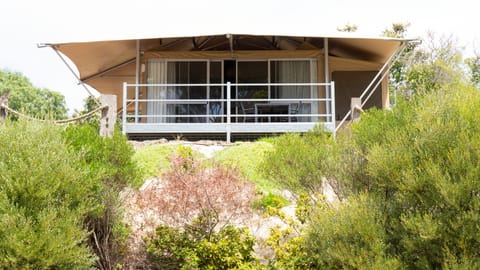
[0,121,141,269]
[140,147,255,229]
[260,128,335,195]
[146,212,257,270]
[252,192,289,211]
[304,194,402,269]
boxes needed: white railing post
[330,81,336,136]
[122,82,127,135]
[226,82,232,143]
[135,83,139,123]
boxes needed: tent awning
[45,33,412,96]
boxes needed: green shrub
[252,192,289,211]
[146,212,257,270]
[315,83,480,269]
[63,123,141,189]
[260,129,335,194]
[62,123,141,269]
[0,121,95,268]
[304,194,402,269]
[363,85,480,269]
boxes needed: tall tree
[465,51,480,87]
[0,69,67,119]
[337,23,358,32]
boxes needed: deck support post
[100,94,117,137]
[226,82,232,143]
[135,39,140,124]
[350,97,362,121]
[330,81,336,135]
[0,92,8,123]
[324,38,330,121]
[122,83,127,135]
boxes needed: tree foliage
[0,69,67,119]
[465,52,480,86]
[337,23,358,32]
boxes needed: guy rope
[0,94,117,137]
[0,103,108,124]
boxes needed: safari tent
[44,33,410,140]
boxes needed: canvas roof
[46,33,411,97]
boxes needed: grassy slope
[132,140,281,193]
[132,144,179,179]
[213,141,279,192]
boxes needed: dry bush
[141,148,255,229]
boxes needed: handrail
[125,82,332,87]
[122,81,336,141]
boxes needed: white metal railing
[122,82,335,141]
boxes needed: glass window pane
[237,61,268,99]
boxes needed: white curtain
[275,60,318,121]
[146,60,176,123]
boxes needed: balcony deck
[122,82,335,141]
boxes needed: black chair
[239,102,255,122]
[290,102,303,122]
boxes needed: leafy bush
[62,123,141,269]
[252,192,289,211]
[260,129,335,194]
[63,123,141,189]
[361,84,480,268]
[304,194,402,269]
[146,213,257,270]
[0,121,95,268]
[260,81,480,268]
[305,84,480,269]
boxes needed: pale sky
[1,0,478,113]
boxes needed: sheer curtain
[146,60,176,123]
[275,60,318,121]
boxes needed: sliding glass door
[270,60,318,122]
[146,60,222,123]
[146,58,318,123]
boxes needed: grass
[133,144,181,179]
[213,141,280,192]
[133,143,206,180]
[132,139,282,194]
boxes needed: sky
[0,0,478,113]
